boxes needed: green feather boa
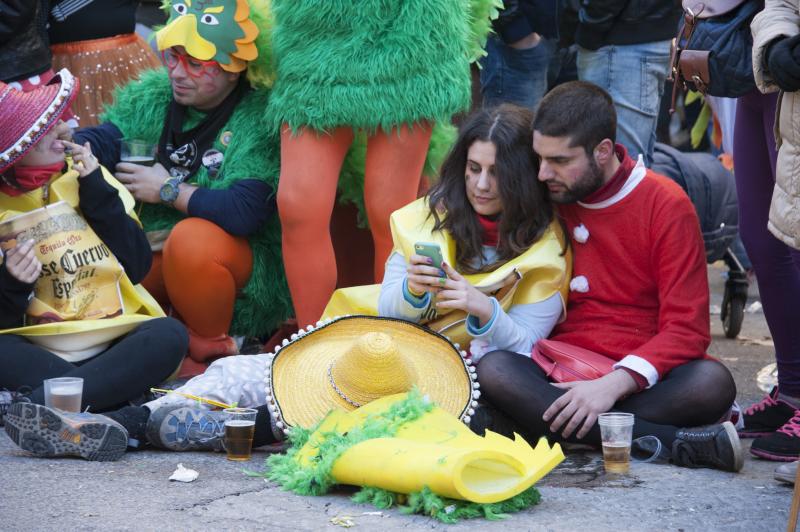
[255,390,541,523]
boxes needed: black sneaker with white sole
[4,403,128,462]
[672,421,743,472]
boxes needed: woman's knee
[138,317,188,368]
[476,350,525,396]
[277,183,334,231]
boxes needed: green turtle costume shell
[268,0,496,132]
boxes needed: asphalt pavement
[0,265,792,531]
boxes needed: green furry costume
[102,69,291,338]
[268,0,499,132]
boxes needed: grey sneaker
[672,421,744,472]
[4,403,127,461]
[775,461,798,484]
[0,387,32,427]
[146,406,226,451]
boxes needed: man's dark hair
[533,81,616,155]
[428,103,561,273]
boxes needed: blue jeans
[480,34,557,112]
[577,41,671,167]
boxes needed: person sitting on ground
[73,0,290,374]
[371,103,570,357]
[474,81,743,472]
[0,70,187,431]
[1,104,569,461]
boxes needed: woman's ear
[593,138,615,166]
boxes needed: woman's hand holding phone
[406,253,446,296]
[435,262,494,326]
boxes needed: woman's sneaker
[671,422,743,472]
[4,403,127,461]
[146,406,226,451]
[0,387,31,427]
[749,411,800,462]
[739,387,796,438]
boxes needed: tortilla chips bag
[0,201,124,324]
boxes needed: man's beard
[547,157,606,204]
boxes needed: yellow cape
[323,198,571,346]
[0,163,164,360]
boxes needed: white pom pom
[472,390,481,400]
[276,421,285,429]
[463,415,471,424]
[282,338,289,346]
[573,224,589,243]
[306,324,314,332]
[468,408,475,416]
[471,400,479,408]
[454,343,460,350]
[569,275,590,293]
[290,333,298,340]
[316,320,324,327]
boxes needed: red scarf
[0,162,64,197]
[477,214,500,246]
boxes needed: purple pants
[733,90,800,397]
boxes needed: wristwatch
[159,177,182,205]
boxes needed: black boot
[672,421,743,472]
[104,406,150,449]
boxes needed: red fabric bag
[531,339,617,383]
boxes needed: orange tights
[142,218,253,358]
[278,123,433,327]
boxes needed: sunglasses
[161,49,221,78]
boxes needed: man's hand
[435,262,494,325]
[4,240,42,284]
[542,370,639,440]
[115,162,170,204]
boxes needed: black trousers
[476,350,737,447]
[0,317,187,411]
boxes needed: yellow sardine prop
[267,391,564,517]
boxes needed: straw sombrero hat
[0,69,78,175]
[264,315,480,435]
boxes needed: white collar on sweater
[577,155,647,210]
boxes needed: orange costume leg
[161,218,253,361]
[364,122,433,280]
[278,125,354,327]
[141,252,169,310]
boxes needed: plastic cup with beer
[120,139,157,166]
[44,377,83,412]
[598,412,635,474]
[223,407,257,461]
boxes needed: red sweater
[550,161,710,383]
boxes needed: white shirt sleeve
[377,252,430,322]
[467,291,563,356]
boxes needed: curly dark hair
[427,104,561,273]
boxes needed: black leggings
[0,317,188,411]
[476,351,737,448]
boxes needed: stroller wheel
[722,297,744,339]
